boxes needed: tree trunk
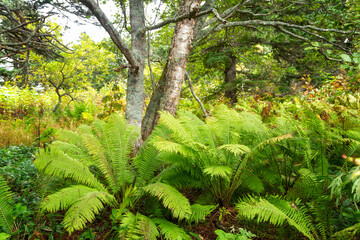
[141,0,200,140]
[126,0,146,128]
[53,90,62,114]
[224,54,238,104]
[79,0,144,127]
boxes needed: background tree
[0,0,67,85]
[29,33,117,113]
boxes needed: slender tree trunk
[53,89,61,114]
[224,54,238,104]
[141,0,201,140]
[126,0,146,128]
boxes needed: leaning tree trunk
[126,0,146,128]
[224,54,238,104]
[141,0,201,140]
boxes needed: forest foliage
[1,0,360,239]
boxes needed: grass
[0,114,80,148]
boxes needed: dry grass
[0,115,81,148]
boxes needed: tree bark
[79,0,145,128]
[141,0,201,140]
[126,0,146,128]
[224,54,238,104]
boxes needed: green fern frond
[134,144,162,186]
[153,218,191,240]
[80,132,118,189]
[120,211,139,239]
[137,215,159,240]
[144,182,191,220]
[0,176,14,233]
[62,188,117,234]
[41,185,115,212]
[158,111,192,142]
[152,137,194,156]
[236,195,317,240]
[218,144,250,156]
[241,172,264,193]
[35,149,105,191]
[203,166,232,179]
[120,212,159,240]
[55,129,83,146]
[332,223,360,240]
[50,141,94,166]
[187,204,217,225]
[253,133,293,152]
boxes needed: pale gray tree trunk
[127,0,146,127]
[141,0,201,140]
[79,0,145,128]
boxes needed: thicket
[2,80,360,239]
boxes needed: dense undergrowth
[2,78,360,239]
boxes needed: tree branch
[145,8,213,31]
[185,72,208,118]
[79,0,138,68]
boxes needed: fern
[35,148,106,191]
[0,176,14,233]
[236,195,318,240]
[203,166,232,178]
[153,218,191,240]
[144,182,191,220]
[35,114,192,236]
[187,204,217,225]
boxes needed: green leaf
[311,42,320,47]
[340,54,352,62]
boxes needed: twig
[185,71,208,118]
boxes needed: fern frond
[203,166,232,179]
[252,133,293,153]
[50,141,94,166]
[137,214,159,240]
[0,176,14,233]
[62,188,117,234]
[187,204,217,225]
[120,211,139,239]
[158,111,192,143]
[120,212,159,240]
[218,144,250,156]
[105,115,138,192]
[153,218,191,240]
[35,149,105,191]
[134,144,162,186]
[41,185,115,212]
[241,172,264,193]
[55,129,83,146]
[236,195,317,240]
[81,132,118,189]
[144,182,191,220]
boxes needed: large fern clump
[150,105,294,207]
[34,114,210,238]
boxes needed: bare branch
[145,8,212,31]
[216,19,360,35]
[79,0,138,68]
[212,9,227,24]
[185,71,208,118]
